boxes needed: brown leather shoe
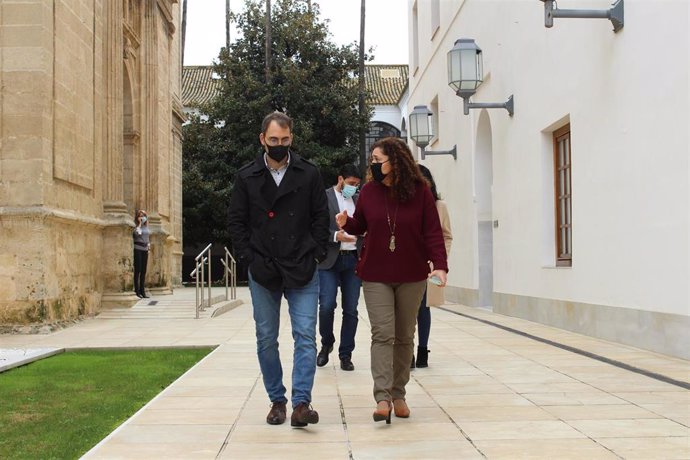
[393,399,410,418]
[266,401,287,425]
[291,402,319,427]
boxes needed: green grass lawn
[0,348,213,459]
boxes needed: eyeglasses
[265,137,291,147]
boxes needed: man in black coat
[229,111,329,427]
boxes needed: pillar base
[101,292,140,309]
[149,286,173,295]
[103,201,130,215]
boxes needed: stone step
[95,297,242,320]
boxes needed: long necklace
[384,194,399,252]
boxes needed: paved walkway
[1,287,689,459]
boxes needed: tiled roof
[181,64,409,108]
[182,66,222,108]
[364,64,409,105]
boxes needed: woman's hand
[428,269,448,287]
[335,209,348,229]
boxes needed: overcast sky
[183,0,409,66]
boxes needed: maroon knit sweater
[343,180,448,283]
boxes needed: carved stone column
[140,1,172,294]
[143,1,159,217]
[101,0,138,308]
[103,0,126,214]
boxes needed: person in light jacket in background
[133,209,151,299]
[412,164,453,368]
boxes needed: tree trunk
[358,0,367,176]
[226,0,231,50]
[265,0,272,86]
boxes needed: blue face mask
[342,184,358,199]
[141,216,147,224]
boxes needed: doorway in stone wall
[475,110,494,310]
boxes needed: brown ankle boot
[291,402,319,427]
[266,401,287,425]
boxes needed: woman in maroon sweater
[336,137,448,423]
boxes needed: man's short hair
[339,164,361,180]
[261,111,293,134]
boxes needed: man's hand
[335,209,348,229]
[336,230,356,243]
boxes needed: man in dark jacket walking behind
[229,111,329,427]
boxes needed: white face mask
[141,216,147,224]
[342,184,358,199]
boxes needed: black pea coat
[228,151,329,291]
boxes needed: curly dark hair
[368,137,426,203]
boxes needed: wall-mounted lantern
[408,105,457,160]
[447,38,514,116]
[540,0,624,33]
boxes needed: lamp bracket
[462,95,514,117]
[542,0,624,32]
[421,145,457,161]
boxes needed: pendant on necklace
[389,234,396,252]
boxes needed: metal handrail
[223,247,237,301]
[195,243,212,261]
[193,244,212,319]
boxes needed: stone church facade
[0,0,184,323]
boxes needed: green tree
[183,0,372,251]
[182,114,235,247]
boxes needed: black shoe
[135,292,143,299]
[291,402,319,427]
[266,401,287,425]
[316,345,333,367]
[340,356,354,371]
[141,293,150,299]
[416,347,429,368]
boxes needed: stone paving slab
[1,287,688,459]
[0,347,63,372]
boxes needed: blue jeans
[318,252,361,358]
[248,269,319,408]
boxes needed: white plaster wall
[371,105,403,130]
[408,0,689,317]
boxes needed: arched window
[366,121,401,154]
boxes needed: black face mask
[266,144,289,162]
[371,162,388,183]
